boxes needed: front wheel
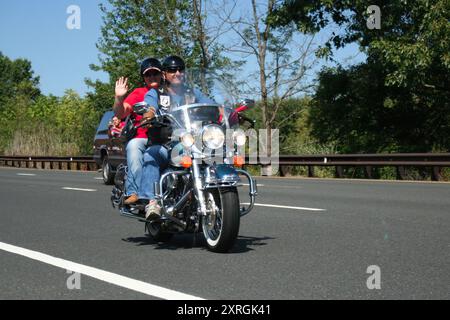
[202,188,240,253]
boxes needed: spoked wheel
[202,187,240,253]
[145,221,174,243]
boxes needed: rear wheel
[102,156,115,185]
[202,188,240,253]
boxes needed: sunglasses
[144,70,161,77]
[166,67,185,74]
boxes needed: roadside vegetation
[0,0,448,181]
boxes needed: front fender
[214,164,241,184]
[205,164,257,217]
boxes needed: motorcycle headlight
[180,132,195,148]
[202,124,225,149]
[233,129,246,146]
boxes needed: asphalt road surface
[0,167,448,300]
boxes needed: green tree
[212,0,320,175]
[0,52,40,106]
[4,90,100,156]
[0,52,41,153]
[272,0,450,153]
[87,0,238,110]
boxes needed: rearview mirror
[235,99,255,113]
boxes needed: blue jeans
[125,138,148,196]
[139,145,169,200]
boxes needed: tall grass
[4,124,80,156]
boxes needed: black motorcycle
[111,97,257,253]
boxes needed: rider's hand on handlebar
[137,107,157,128]
[143,107,156,120]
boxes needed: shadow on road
[230,235,275,253]
[122,233,206,250]
[121,234,275,253]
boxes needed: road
[0,167,448,300]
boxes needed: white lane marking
[62,187,97,192]
[0,241,204,300]
[242,183,265,187]
[16,173,36,176]
[242,203,325,211]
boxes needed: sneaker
[124,194,139,205]
[145,199,161,220]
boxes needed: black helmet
[162,55,185,71]
[140,57,162,75]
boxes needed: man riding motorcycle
[139,55,215,219]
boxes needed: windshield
[163,70,242,132]
[169,104,235,134]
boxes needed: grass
[4,126,81,156]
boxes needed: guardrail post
[70,162,78,171]
[335,166,343,178]
[80,162,88,171]
[364,166,373,179]
[396,166,406,180]
[279,165,292,177]
[88,162,98,171]
[431,166,442,181]
[308,165,314,178]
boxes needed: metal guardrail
[0,156,98,171]
[254,154,450,181]
[1,153,449,181]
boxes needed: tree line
[0,0,448,170]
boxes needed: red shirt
[123,87,150,139]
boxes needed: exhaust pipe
[119,208,187,230]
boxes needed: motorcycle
[110,90,258,253]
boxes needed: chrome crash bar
[236,169,258,217]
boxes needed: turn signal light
[233,155,245,167]
[181,156,192,168]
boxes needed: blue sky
[0,1,365,98]
[0,0,108,96]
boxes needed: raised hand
[115,77,129,99]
